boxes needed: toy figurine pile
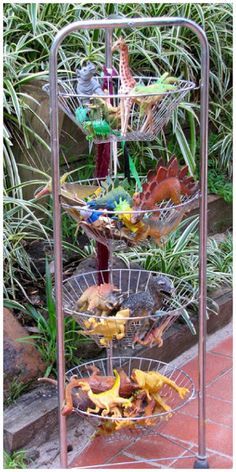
[74,37,181,139]
[35,157,198,248]
[74,274,176,347]
[60,365,189,435]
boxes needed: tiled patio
[70,335,233,469]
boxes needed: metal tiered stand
[48,17,209,469]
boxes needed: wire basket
[65,356,195,440]
[62,269,196,348]
[43,76,195,143]
[60,176,199,248]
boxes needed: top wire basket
[43,75,195,143]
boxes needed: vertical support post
[105,26,114,376]
[194,32,210,470]
[49,45,68,469]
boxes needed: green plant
[4,378,31,407]
[3,450,27,469]
[115,216,232,291]
[3,182,53,299]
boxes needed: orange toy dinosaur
[132,156,198,215]
[133,315,175,348]
[75,283,122,316]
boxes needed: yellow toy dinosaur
[83,308,130,346]
[78,369,132,416]
[131,369,189,413]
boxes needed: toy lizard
[132,156,198,216]
[114,198,145,233]
[131,369,189,412]
[77,369,132,416]
[82,308,130,346]
[75,283,121,316]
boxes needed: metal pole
[49,43,68,469]
[49,17,209,469]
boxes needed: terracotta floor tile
[207,370,232,402]
[109,454,159,468]
[182,396,232,427]
[208,453,233,469]
[126,433,190,466]
[170,452,198,469]
[69,436,129,467]
[182,352,232,388]
[161,412,232,456]
[210,337,233,357]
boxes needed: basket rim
[62,268,197,321]
[65,356,195,421]
[42,77,196,99]
[60,174,200,215]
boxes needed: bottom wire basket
[65,356,195,441]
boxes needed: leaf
[175,124,196,176]
[27,3,38,35]
[4,79,21,126]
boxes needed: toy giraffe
[112,37,136,135]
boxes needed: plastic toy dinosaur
[133,315,175,348]
[132,156,198,215]
[87,186,132,210]
[88,97,121,130]
[83,119,117,141]
[114,198,145,233]
[131,369,189,412]
[133,208,187,246]
[34,172,100,201]
[130,73,178,132]
[118,274,173,322]
[75,283,121,316]
[82,309,130,346]
[77,369,132,416]
[112,37,137,135]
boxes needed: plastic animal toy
[118,274,174,318]
[83,119,114,141]
[34,172,100,201]
[132,156,198,215]
[76,62,105,97]
[130,73,178,132]
[88,97,121,129]
[112,37,137,135]
[131,369,189,412]
[75,283,121,316]
[77,369,132,416]
[82,309,130,346]
[87,186,132,210]
[133,315,175,348]
[133,207,188,246]
[114,199,145,233]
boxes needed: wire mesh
[62,269,196,348]
[65,356,195,440]
[43,76,196,143]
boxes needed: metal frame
[49,17,209,469]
